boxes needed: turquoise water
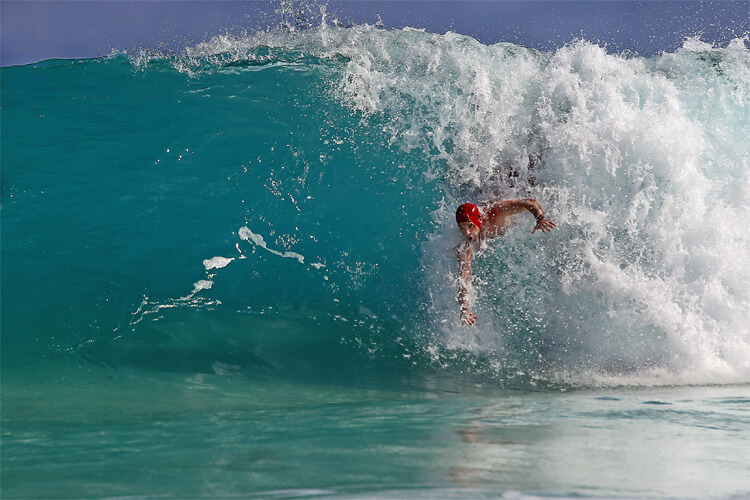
[2,24,749,498]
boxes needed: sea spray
[417,39,750,385]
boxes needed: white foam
[192,280,214,292]
[239,225,305,264]
[397,38,750,385]
[203,256,234,270]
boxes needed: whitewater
[2,22,749,499]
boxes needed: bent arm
[488,198,543,218]
[487,198,555,234]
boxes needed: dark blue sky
[2,1,748,67]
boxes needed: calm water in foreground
[3,366,748,498]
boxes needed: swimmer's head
[456,203,482,241]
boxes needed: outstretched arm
[456,244,478,325]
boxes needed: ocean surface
[2,21,749,499]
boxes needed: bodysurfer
[455,199,556,325]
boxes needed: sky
[1,1,748,67]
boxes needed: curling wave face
[2,24,749,388]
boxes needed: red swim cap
[456,203,482,228]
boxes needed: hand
[461,308,478,325]
[532,217,556,234]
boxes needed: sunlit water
[2,19,749,499]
